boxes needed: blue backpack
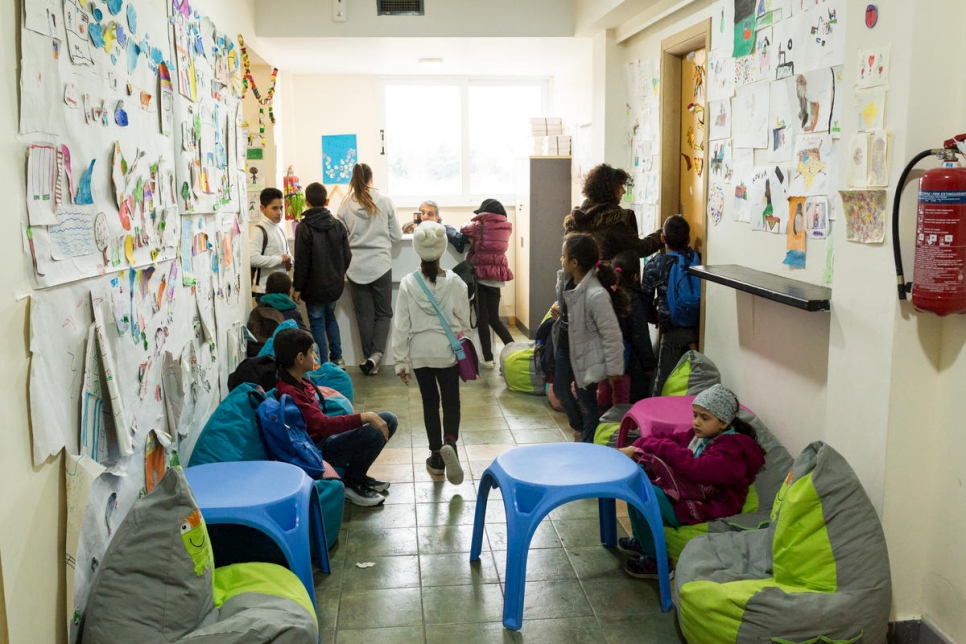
[256,394,327,479]
[665,250,702,328]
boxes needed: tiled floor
[314,336,685,643]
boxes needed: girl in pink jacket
[461,199,514,368]
[617,384,765,578]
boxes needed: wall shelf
[689,265,832,312]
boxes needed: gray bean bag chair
[675,441,892,644]
[80,467,318,643]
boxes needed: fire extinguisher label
[918,190,966,204]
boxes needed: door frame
[659,19,711,234]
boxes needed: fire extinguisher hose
[893,149,937,301]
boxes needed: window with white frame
[382,79,547,204]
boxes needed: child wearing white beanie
[391,222,471,483]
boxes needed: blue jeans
[307,301,342,362]
[318,412,397,483]
[552,345,600,443]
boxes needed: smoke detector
[377,0,425,16]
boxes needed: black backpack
[228,355,279,392]
[250,224,269,286]
[451,261,478,329]
[534,316,556,379]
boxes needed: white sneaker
[440,443,464,485]
[482,360,495,369]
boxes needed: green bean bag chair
[80,467,318,643]
[499,341,546,395]
[661,349,721,396]
[675,442,891,644]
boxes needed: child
[274,328,397,507]
[642,215,700,396]
[246,272,309,356]
[460,198,514,369]
[250,187,292,302]
[611,251,657,404]
[550,233,625,443]
[391,222,471,484]
[617,384,765,578]
[293,182,351,367]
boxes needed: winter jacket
[461,212,513,283]
[631,429,765,525]
[250,217,291,293]
[563,200,663,260]
[338,189,402,284]
[642,247,699,331]
[276,371,363,444]
[254,293,308,331]
[555,268,624,388]
[293,207,351,304]
[391,270,471,377]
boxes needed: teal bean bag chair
[675,442,892,644]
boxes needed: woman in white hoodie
[392,222,470,484]
[339,163,403,375]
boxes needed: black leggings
[414,365,461,452]
[476,284,514,361]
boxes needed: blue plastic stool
[185,461,330,607]
[470,443,672,630]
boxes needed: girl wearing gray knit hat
[616,383,765,580]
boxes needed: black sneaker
[343,479,385,507]
[624,555,674,580]
[359,360,374,375]
[617,537,644,557]
[439,443,464,485]
[364,475,390,493]
[426,452,445,475]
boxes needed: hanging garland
[237,34,278,124]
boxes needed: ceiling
[261,37,592,77]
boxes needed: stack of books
[542,135,571,156]
[530,118,568,156]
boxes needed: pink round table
[616,396,754,448]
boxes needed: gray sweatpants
[348,269,393,361]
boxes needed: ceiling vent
[376,0,424,16]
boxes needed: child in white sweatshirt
[391,222,471,484]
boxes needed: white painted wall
[254,0,576,38]
[0,1,267,641]
[609,0,966,638]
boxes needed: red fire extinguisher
[893,133,966,315]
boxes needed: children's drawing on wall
[246,160,265,191]
[735,55,757,86]
[783,196,807,267]
[848,132,869,188]
[791,133,831,195]
[640,171,660,205]
[840,189,886,244]
[750,165,790,233]
[64,0,93,65]
[797,0,845,73]
[734,81,769,148]
[754,27,773,79]
[707,49,735,100]
[773,18,797,80]
[732,149,755,222]
[710,140,734,183]
[788,68,835,134]
[322,134,358,185]
[856,88,887,132]
[768,80,794,162]
[709,99,732,141]
[708,184,726,226]
[27,143,58,225]
[805,196,829,238]
[830,65,844,138]
[857,45,890,88]
[172,12,196,101]
[867,130,889,187]
[733,0,756,57]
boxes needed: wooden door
[679,48,707,255]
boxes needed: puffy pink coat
[461,212,514,283]
[631,429,765,525]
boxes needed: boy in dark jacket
[275,328,396,507]
[293,183,351,367]
[642,215,700,396]
[246,272,308,356]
